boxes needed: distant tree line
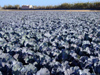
[3,5,20,9]
[2,2,100,10]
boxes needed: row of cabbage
[0,11,100,75]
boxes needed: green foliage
[33,2,100,10]
[7,5,13,9]
[3,5,20,9]
[2,2,100,10]
[14,5,20,9]
[59,3,72,9]
[94,2,100,9]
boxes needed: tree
[46,6,53,9]
[33,6,37,9]
[73,3,83,9]
[7,5,13,9]
[94,2,100,9]
[58,3,71,9]
[14,5,20,9]
[3,5,7,9]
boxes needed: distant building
[21,5,33,9]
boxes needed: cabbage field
[0,11,100,75]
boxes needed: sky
[0,0,99,7]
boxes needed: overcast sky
[0,0,99,7]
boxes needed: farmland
[0,11,100,75]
